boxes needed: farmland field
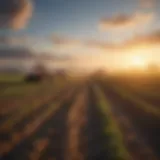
[0,73,160,160]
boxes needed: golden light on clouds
[12,0,33,30]
[139,0,156,8]
[0,0,33,30]
[99,12,154,31]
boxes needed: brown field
[0,73,160,160]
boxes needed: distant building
[24,63,49,82]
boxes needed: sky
[0,0,160,71]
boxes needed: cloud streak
[139,0,156,8]
[99,12,154,31]
[52,35,116,50]
[52,35,82,49]
[126,30,160,48]
[51,29,160,54]
[0,47,34,59]
[0,0,33,30]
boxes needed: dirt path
[0,86,79,160]
[100,83,159,160]
[65,86,88,160]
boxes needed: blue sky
[24,0,140,40]
[1,0,160,49]
[24,0,160,51]
[0,0,160,71]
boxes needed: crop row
[111,85,160,117]
[93,85,130,160]
[98,78,160,117]
[0,87,76,158]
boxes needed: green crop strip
[93,85,131,160]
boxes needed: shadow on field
[100,83,160,159]
[86,86,108,160]
[39,90,78,160]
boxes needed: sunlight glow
[129,55,147,68]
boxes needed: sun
[129,55,146,68]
